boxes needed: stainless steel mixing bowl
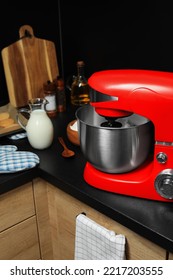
[76,105,154,173]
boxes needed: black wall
[60,0,173,78]
[1,1,173,106]
[0,5,61,106]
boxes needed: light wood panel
[45,181,166,260]
[33,178,53,259]
[0,182,35,232]
[168,252,173,260]
[0,216,40,260]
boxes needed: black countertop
[1,105,173,253]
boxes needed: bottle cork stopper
[77,61,85,66]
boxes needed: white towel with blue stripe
[0,145,39,173]
[74,214,126,260]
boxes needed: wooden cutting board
[0,103,22,136]
[1,25,59,108]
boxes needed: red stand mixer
[76,69,173,202]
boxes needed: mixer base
[84,162,172,202]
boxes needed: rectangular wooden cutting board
[0,103,22,137]
[1,25,59,108]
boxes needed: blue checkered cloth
[0,150,40,173]
[8,132,27,140]
[0,145,18,156]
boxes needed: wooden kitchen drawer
[0,182,35,232]
[0,216,40,260]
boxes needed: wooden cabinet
[1,178,171,260]
[0,182,40,260]
[168,252,173,260]
[33,178,167,260]
[33,178,53,260]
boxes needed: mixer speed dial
[155,169,173,199]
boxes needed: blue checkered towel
[0,145,18,156]
[8,132,27,140]
[0,150,40,173]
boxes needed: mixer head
[88,69,173,143]
[89,87,132,118]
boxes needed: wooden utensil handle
[58,137,68,149]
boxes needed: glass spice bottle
[54,76,66,112]
[43,80,57,117]
[70,61,90,106]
